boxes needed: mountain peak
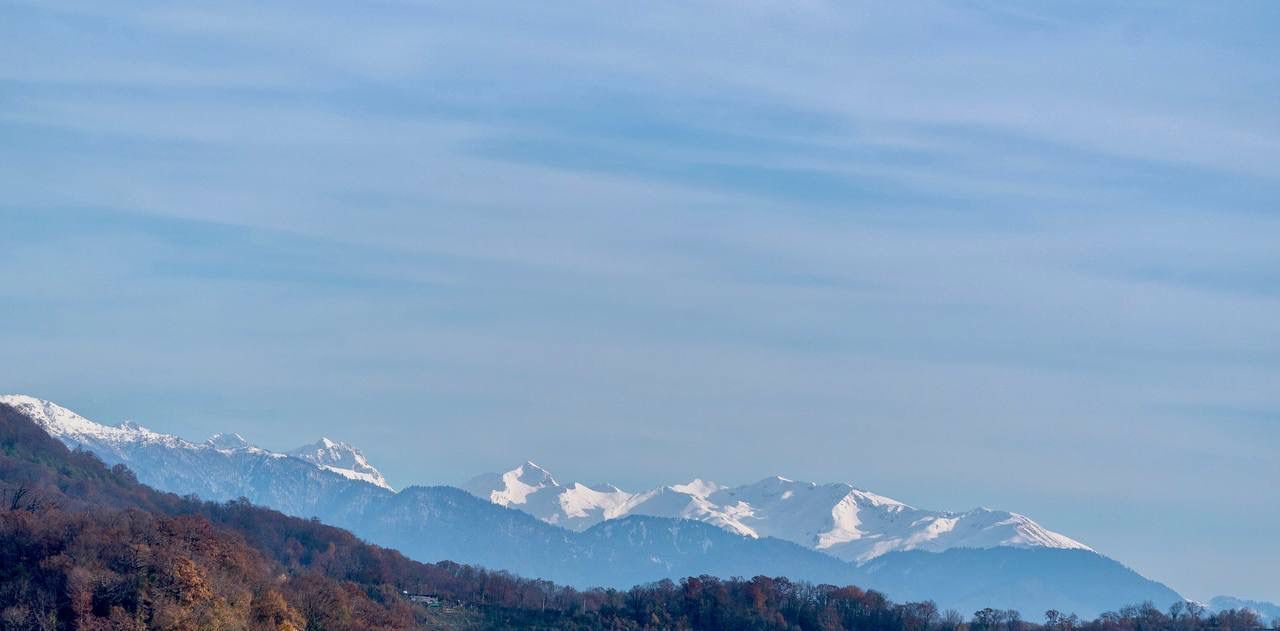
[669,478,723,498]
[514,461,557,484]
[287,438,392,491]
[461,463,1093,563]
[4,395,397,493]
[2,394,99,434]
[480,461,557,505]
[119,420,154,433]
[296,436,344,451]
[458,461,569,510]
[0,394,163,445]
[207,432,251,450]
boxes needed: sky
[2,0,1279,602]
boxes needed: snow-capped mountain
[0,394,1186,617]
[288,437,391,489]
[1,394,191,453]
[0,394,393,492]
[207,431,252,450]
[464,462,1090,563]
[462,462,651,528]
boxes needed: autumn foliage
[1,403,1272,630]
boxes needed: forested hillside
[1,403,1271,630]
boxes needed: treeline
[972,602,1270,631]
[451,576,1276,631]
[1,403,1274,630]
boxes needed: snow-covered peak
[669,478,723,498]
[513,461,558,487]
[559,482,646,521]
[0,394,187,448]
[3,395,393,491]
[476,461,560,506]
[2,394,117,438]
[942,508,1089,551]
[695,477,1089,562]
[460,462,1093,563]
[290,437,351,462]
[207,432,251,450]
[287,437,392,491]
[461,462,656,529]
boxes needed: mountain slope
[0,394,396,508]
[1209,596,1280,625]
[464,463,1090,563]
[288,437,393,490]
[357,488,861,590]
[0,399,522,629]
[3,395,1186,618]
[25,398,1197,631]
[854,547,1183,619]
[573,515,858,589]
[0,396,864,590]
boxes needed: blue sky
[2,1,1279,602]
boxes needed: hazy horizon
[3,1,1278,603]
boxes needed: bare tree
[1005,609,1022,631]
[1185,600,1206,621]
[4,484,46,511]
[940,609,965,631]
[1045,609,1063,628]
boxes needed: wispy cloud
[2,0,1278,601]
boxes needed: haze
[2,1,1277,602]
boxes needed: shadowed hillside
[2,402,1269,631]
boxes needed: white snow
[314,464,393,488]
[0,394,193,449]
[462,463,656,528]
[207,432,251,450]
[669,478,723,498]
[287,437,393,491]
[1,394,1091,564]
[482,461,557,505]
[2,394,393,491]
[462,460,1093,563]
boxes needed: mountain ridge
[0,394,394,492]
[0,394,1184,618]
[463,461,1091,563]
[288,436,393,490]
[5,392,1088,566]
[1209,596,1280,625]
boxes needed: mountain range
[0,394,1187,618]
[462,461,1089,563]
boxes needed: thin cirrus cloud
[2,0,1279,601]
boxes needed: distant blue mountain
[1209,596,1280,625]
[360,488,857,588]
[5,395,1186,619]
[856,547,1183,618]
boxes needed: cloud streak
[2,0,1278,601]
